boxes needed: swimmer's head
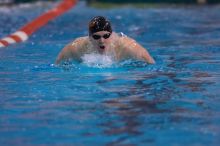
[89,16,112,35]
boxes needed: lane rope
[0,0,78,48]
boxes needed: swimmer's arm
[55,43,78,64]
[123,37,155,64]
[138,45,155,64]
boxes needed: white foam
[81,53,114,68]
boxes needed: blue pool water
[0,1,220,146]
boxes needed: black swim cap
[89,16,112,35]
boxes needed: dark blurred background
[0,0,55,5]
[0,0,220,5]
[88,0,220,4]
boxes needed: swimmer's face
[90,31,112,53]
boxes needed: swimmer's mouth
[99,45,105,50]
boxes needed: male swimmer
[56,16,155,64]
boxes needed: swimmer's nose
[100,37,105,42]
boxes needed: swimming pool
[0,1,220,146]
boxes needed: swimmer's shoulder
[112,32,126,45]
[68,36,91,56]
[116,32,135,48]
[66,36,89,50]
[118,32,127,38]
[70,36,89,46]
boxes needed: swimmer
[56,16,155,64]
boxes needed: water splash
[81,53,115,68]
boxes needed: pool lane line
[0,0,78,48]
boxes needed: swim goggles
[92,33,111,40]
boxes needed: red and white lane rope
[0,0,78,48]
